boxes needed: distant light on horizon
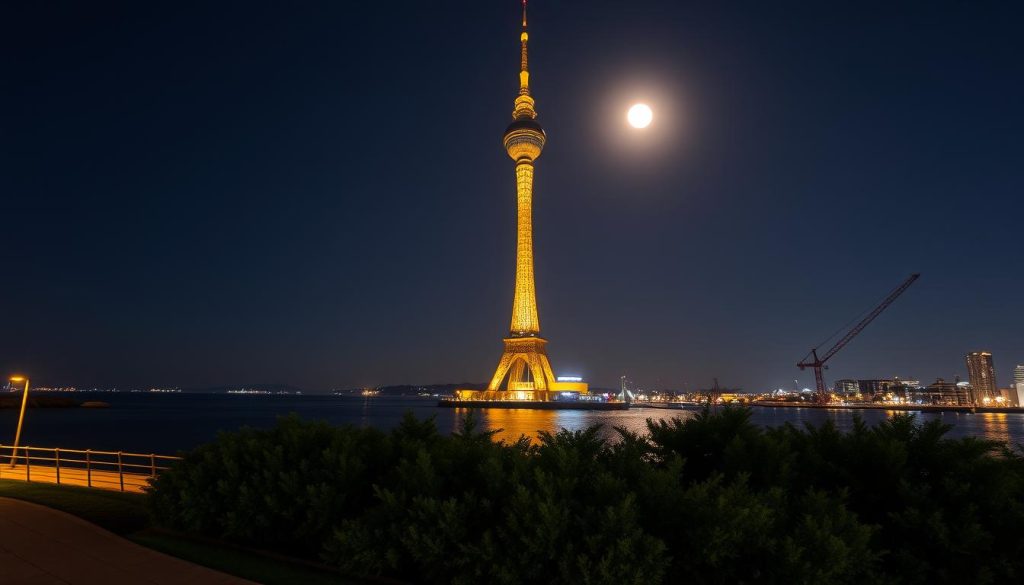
[557,376,583,382]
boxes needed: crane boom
[797,273,920,403]
[817,273,919,363]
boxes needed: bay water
[1,393,1022,456]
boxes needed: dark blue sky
[3,1,1022,392]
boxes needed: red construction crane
[798,273,920,404]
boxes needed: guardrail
[0,445,181,493]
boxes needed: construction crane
[798,273,920,404]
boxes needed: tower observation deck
[455,1,589,402]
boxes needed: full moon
[627,103,653,128]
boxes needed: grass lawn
[131,530,343,585]
[0,478,149,534]
[0,479,348,585]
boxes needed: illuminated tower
[459,1,587,400]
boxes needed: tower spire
[520,0,529,79]
[514,0,536,119]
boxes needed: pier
[438,399,629,410]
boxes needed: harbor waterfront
[2,393,1023,455]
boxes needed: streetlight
[9,376,29,467]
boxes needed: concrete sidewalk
[0,497,255,585]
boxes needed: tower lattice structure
[459,1,587,400]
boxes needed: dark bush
[147,414,393,555]
[148,408,1024,584]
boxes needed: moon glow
[627,103,653,128]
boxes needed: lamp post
[9,376,30,467]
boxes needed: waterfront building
[965,351,998,404]
[833,379,859,395]
[857,379,895,399]
[998,387,1021,407]
[915,378,972,405]
[1015,364,1024,385]
[891,378,920,401]
[456,2,587,402]
[957,381,974,404]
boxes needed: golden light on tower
[455,1,588,402]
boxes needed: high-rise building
[455,1,587,401]
[1014,364,1024,386]
[965,351,998,404]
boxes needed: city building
[965,351,998,404]
[455,3,587,402]
[891,378,920,401]
[956,381,974,403]
[857,379,896,399]
[913,378,972,405]
[1014,364,1024,386]
[998,387,1021,407]
[833,379,859,395]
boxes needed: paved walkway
[0,465,153,494]
[0,498,255,585]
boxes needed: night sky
[3,1,1022,392]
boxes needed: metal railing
[0,444,181,493]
